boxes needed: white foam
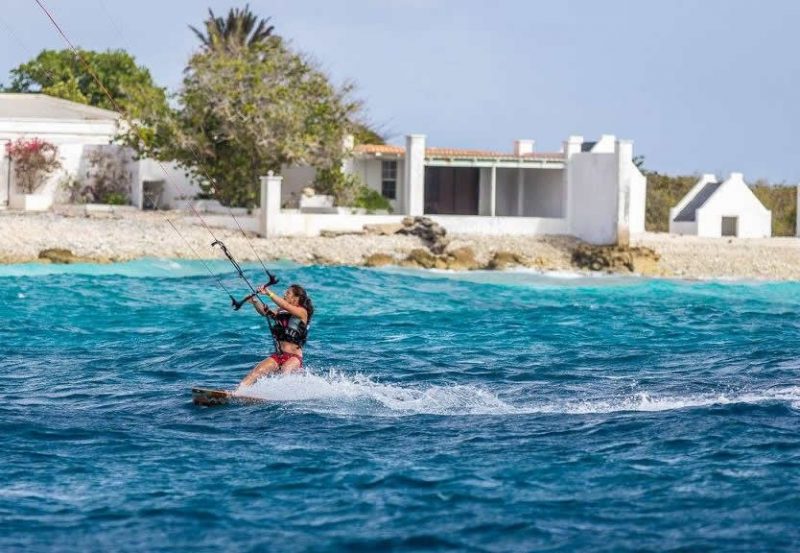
[234,372,800,417]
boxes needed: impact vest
[271,311,308,347]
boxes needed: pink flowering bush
[4,138,62,194]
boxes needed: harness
[270,311,309,347]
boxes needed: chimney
[513,139,535,156]
[562,135,584,158]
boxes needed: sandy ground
[1,208,799,280]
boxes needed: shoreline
[2,209,800,280]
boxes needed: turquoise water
[1,260,799,552]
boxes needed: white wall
[1,119,119,208]
[695,173,771,237]
[280,165,317,207]
[136,158,201,209]
[568,152,619,244]
[430,214,569,235]
[523,168,565,218]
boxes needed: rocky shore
[1,208,799,280]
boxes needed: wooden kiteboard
[192,387,266,406]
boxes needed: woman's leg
[239,355,279,387]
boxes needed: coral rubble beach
[1,208,799,280]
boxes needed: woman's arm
[249,297,275,317]
[261,288,307,323]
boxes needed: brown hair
[288,284,313,324]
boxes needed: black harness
[270,311,309,347]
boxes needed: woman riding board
[238,284,313,387]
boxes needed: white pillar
[490,166,497,216]
[615,140,634,247]
[516,168,524,217]
[404,134,426,215]
[259,171,282,237]
[563,135,583,235]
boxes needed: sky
[0,0,798,182]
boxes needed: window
[381,160,397,199]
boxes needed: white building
[669,173,771,237]
[276,133,646,245]
[0,93,198,211]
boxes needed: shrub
[81,149,131,204]
[5,138,61,194]
[354,186,392,213]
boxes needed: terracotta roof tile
[353,144,404,155]
[353,143,565,161]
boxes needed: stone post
[259,171,282,237]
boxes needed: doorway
[721,216,738,237]
[424,167,479,215]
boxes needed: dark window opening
[381,160,397,199]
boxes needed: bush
[81,149,131,205]
[752,182,796,237]
[5,138,61,194]
[645,172,697,232]
[354,186,392,213]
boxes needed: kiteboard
[192,387,266,406]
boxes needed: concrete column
[615,140,634,247]
[490,166,497,216]
[404,134,426,215]
[516,168,524,217]
[259,171,282,237]
[563,135,583,233]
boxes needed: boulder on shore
[444,246,480,271]
[38,248,107,264]
[401,248,438,269]
[363,223,404,236]
[571,244,661,275]
[363,253,396,267]
[397,216,450,254]
[487,251,527,270]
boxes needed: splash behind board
[192,387,266,407]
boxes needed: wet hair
[288,284,314,324]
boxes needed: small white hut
[669,173,771,237]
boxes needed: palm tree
[189,5,275,52]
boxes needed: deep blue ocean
[1,260,799,552]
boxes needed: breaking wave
[235,371,800,417]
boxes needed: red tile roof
[353,143,564,160]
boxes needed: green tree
[351,121,386,145]
[751,181,797,236]
[189,5,274,53]
[644,171,698,232]
[5,49,168,122]
[164,37,360,207]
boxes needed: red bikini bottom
[268,351,303,367]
